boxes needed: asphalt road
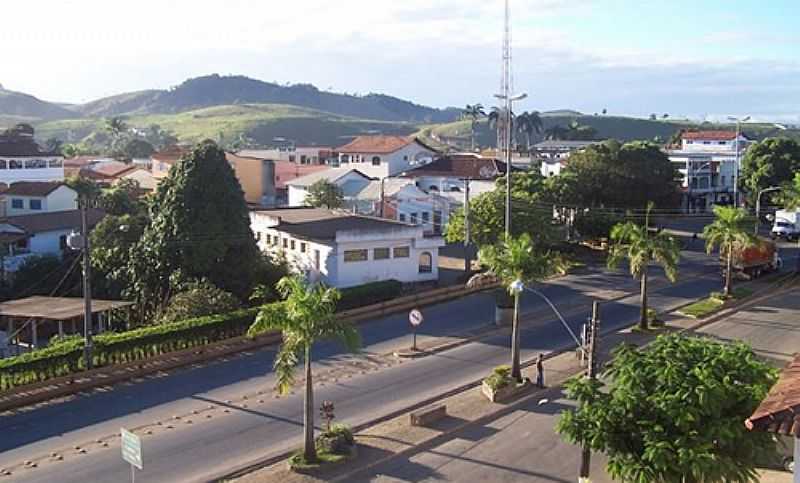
[349,283,800,483]
[0,245,793,483]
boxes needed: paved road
[350,284,800,483]
[0,246,791,483]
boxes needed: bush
[574,211,624,240]
[484,365,513,391]
[158,279,240,324]
[337,280,403,311]
[316,423,355,455]
[0,305,269,391]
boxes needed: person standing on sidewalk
[536,354,545,388]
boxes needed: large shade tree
[476,234,551,381]
[607,204,680,330]
[703,206,754,297]
[740,137,800,202]
[558,334,777,483]
[126,140,261,318]
[248,276,361,462]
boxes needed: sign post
[409,309,423,351]
[121,427,142,483]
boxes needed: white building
[531,140,601,177]
[1,182,77,217]
[250,207,444,288]
[238,147,332,165]
[351,178,453,235]
[286,168,372,207]
[334,136,438,179]
[0,126,64,187]
[665,130,750,212]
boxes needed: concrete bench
[409,404,447,427]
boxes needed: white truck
[771,209,800,241]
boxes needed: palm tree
[248,276,361,462]
[544,125,569,140]
[703,206,754,297]
[515,111,543,152]
[488,107,515,151]
[607,203,680,330]
[477,234,551,382]
[463,104,486,151]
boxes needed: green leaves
[557,334,778,483]
[607,208,681,282]
[305,179,344,209]
[477,233,552,289]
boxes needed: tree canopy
[305,179,344,209]
[740,137,800,201]
[126,140,261,318]
[557,334,778,483]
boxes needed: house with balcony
[250,207,444,288]
[0,125,64,187]
[333,136,438,179]
[666,130,751,212]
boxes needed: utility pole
[76,198,94,370]
[728,115,750,207]
[464,178,471,275]
[379,177,385,218]
[579,301,600,482]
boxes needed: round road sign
[409,309,423,327]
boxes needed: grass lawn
[680,297,725,319]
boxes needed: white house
[531,140,601,177]
[286,168,372,207]
[665,130,751,212]
[0,126,64,186]
[0,208,104,273]
[333,136,438,179]
[250,207,444,288]
[1,182,77,217]
[351,178,453,235]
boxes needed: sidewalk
[233,278,797,483]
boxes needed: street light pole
[755,186,782,235]
[464,178,472,275]
[494,92,527,236]
[78,198,93,370]
[579,301,600,482]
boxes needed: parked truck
[724,238,781,280]
[771,209,800,241]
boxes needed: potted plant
[482,365,531,402]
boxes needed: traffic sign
[121,428,142,470]
[409,309,423,327]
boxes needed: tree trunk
[639,270,649,331]
[471,121,476,152]
[511,291,522,382]
[303,344,316,462]
[725,243,733,297]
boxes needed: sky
[1,0,798,122]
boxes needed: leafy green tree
[97,179,144,216]
[462,104,486,151]
[557,334,777,483]
[126,140,261,319]
[703,206,754,297]
[563,140,681,209]
[573,210,624,240]
[607,204,680,330]
[477,234,551,381]
[45,137,63,154]
[779,172,800,209]
[305,179,344,209]
[740,137,800,202]
[446,171,556,248]
[90,213,147,299]
[158,279,240,324]
[123,138,155,159]
[247,276,361,462]
[143,124,178,150]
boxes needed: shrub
[337,280,403,311]
[316,423,355,455]
[484,365,513,391]
[574,211,624,240]
[158,279,240,324]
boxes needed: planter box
[482,379,532,403]
[495,306,513,327]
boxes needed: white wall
[0,157,64,185]
[28,229,69,255]
[287,171,371,207]
[5,185,77,216]
[338,143,436,179]
[287,185,309,207]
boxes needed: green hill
[0,87,78,121]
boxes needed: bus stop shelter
[0,296,134,355]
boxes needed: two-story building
[286,168,373,207]
[0,182,77,217]
[238,146,333,165]
[333,136,438,179]
[666,130,751,212]
[0,125,64,187]
[250,207,444,288]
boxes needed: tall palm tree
[477,234,551,382]
[463,104,486,152]
[248,276,361,462]
[703,206,754,297]
[544,125,569,141]
[607,203,680,330]
[515,111,544,152]
[489,107,516,154]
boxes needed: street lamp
[494,92,527,236]
[727,115,750,207]
[755,186,782,235]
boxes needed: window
[686,140,694,144]
[9,160,23,169]
[274,235,280,246]
[720,176,726,186]
[393,246,410,258]
[344,249,368,262]
[283,238,288,249]
[59,235,68,250]
[449,186,461,192]
[29,199,42,210]
[421,212,429,223]
[703,141,711,145]
[410,212,418,223]
[48,159,63,168]
[418,252,432,273]
[428,185,439,191]
[372,156,381,166]
[289,155,296,162]
[374,247,390,260]
[718,141,726,145]
[300,242,307,253]
[290,240,296,250]
[399,213,406,222]
[0,160,6,169]
[256,232,262,242]
[403,155,408,161]
[25,159,47,169]
[314,249,321,269]
[11,199,23,209]
[300,155,308,164]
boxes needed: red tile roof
[91,161,137,178]
[2,181,66,197]
[152,145,190,165]
[401,154,515,180]
[2,208,105,234]
[336,135,420,154]
[746,353,800,436]
[682,131,739,141]
[273,161,329,189]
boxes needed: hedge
[337,280,403,311]
[0,306,264,391]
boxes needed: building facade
[286,168,372,207]
[334,136,438,179]
[0,126,64,187]
[1,182,77,217]
[250,207,443,288]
